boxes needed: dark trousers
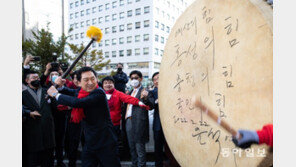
[81,144,121,167]
[53,112,67,163]
[65,121,82,167]
[154,130,165,167]
[26,148,54,167]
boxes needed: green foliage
[68,43,110,72]
[22,23,69,72]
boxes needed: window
[80,32,84,39]
[112,26,117,33]
[70,14,73,19]
[112,1,117,8]
[105,15,110,22]
[135,22,140,29]
[80,21,84,27]
[112,14,117,21]
[75,1,79,7]
[70,24,74,28]
[160,50,164,56]
[80,10,84,16]
[166,26,170,33]
[75,33,79,39]
[144,20,149,27]
[105,27,110,34]
[135,35,140,42]
[105,39,110,46]
[167,1,170,7]
[119,25,124,32]
[127,36,132,43]
[98,17,103,23]
[127,0,132,4]
[156,7,159,14]
[92,18,97,24]
[70,35,73,40]
[135,8,141,15]
[127,49,132,56]
[161,23,164,31]
[119,37,124,44]
[75,23,78,28]
[99,5,103,12]
[120,0,124,6]
[86,0,90,3]
[167,14,170,20]
[112,38,117,45]
[112,51,116,57]
[75,12,79,18]
[119,12,124,19]
[127,23,132,30]
[136,0,140,2]
[105,52,109,58]
[154,62,161,69]
[135,48,140,56]
[155,35,159,42]
[99,42,102,47]
[161,37,164,44]
[155,21,159,28]
[155,48,159,55]
[172,16,175,21]
[119,50,124,57]
[143,47,149,55]
[86,20,90,26]
[92,7,96,13]
[143,34,149,41]
[86,9,90,15]
[162,11,165,17]
[105,3,110,10]
[70,3,73,9]
[127,10,132,17]
[144,6,150,14]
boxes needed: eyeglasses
[130,77,139,80]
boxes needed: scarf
[71,85,98,123]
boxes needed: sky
[24,0,69,40]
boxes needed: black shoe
[56,161,66,167]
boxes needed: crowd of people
[22,55,178,167]
[22,55,272,167]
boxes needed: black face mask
[117,68,122,72]
[31,80,40,88]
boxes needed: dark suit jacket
[150,87,162,131]
[122,86,154,143]
[22,87,55,153]
[57,87,117,151]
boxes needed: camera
[32,56,41,61]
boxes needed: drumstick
[194,97,241,139]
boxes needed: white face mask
[130,79,140,88]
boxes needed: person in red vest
[233,124,273,148]
[101,76,149,138]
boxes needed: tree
[68,43,110,73]
[22,23,70,72]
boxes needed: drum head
[159,0,273,166]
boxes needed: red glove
[139,101,150,110]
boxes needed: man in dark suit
[122,70,154,167]
[150,72,165,167]
[22,70,56,167]
[47,67,121,167]
[113,63,129,93]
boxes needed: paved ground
[54,160,156,167]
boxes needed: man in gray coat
[22,70,56,167]
[123,70,154,167]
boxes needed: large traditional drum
[158,0,273,166]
